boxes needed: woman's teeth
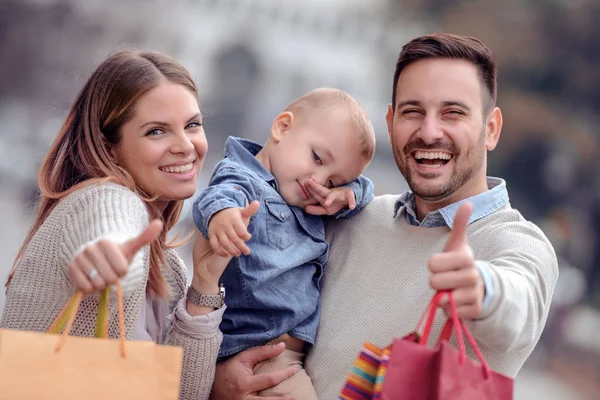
[160,163,193,173]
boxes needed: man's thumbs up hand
[428,202,485,320]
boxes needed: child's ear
[270,111,294,143]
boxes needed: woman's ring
[88,269,98,280]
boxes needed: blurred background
[1,0,598,398]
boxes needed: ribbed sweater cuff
[169,298,225,340]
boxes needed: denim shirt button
[279,212,285,219]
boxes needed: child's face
[268,109,370,209]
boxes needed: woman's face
[112,82,207,207]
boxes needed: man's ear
[386,104,394,146]
[485,107,503,151]
[270,111,294,143]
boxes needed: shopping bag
[339,333,419,399]
[339,342,390,400]
[0,282,184,400]
[380,290,513,399]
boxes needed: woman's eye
[146,128,165,136]
[328,179,335,188]
[312,151,323,165]
[186,121,202,129]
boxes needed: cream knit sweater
[1,183,221,400]
[305,195,558,399]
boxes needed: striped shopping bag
[339,333,419,400]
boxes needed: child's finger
[307,186,327,205]
[240,200,260,222]
[304,205,328,215]
[324,192,336,208]
[347,190,356,210]
[218,231,240,257]
[306,179,331,198]
[233,220,252,241]
[227,228,251,256]
[209,234,227,258]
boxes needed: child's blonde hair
[284,88,376,161]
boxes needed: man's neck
[414,177,489,221]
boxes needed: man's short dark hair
[392,33,497,112]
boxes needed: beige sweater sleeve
[60,183,222,399]
[57,183,150,298]
[468,221,559,352]
[165,318,222,400]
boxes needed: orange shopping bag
[0,282,183,400]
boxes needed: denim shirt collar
[393,177,509,228]
[223,136,278,189]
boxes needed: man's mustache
[403,139,457,155]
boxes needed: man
[210,33,558,399]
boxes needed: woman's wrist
[186,300,216,316]
[191,275,220,295]
[185,276,221,316]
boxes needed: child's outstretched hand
[208,200,260,257]
[305,179,356,216]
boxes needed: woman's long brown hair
[7,51,199,298]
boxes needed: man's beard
[392,133,485,202]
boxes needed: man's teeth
[421,163,444,168]
[160,163,193,173]
[414,151,452,160]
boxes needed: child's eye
[312,151,323,165]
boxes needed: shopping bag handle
[47,281,127,358]
[417,290,490,379]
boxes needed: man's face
[386,58,498,203]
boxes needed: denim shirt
[193,137,374,358]
[394,177,509,311]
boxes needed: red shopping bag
[380,290,513,400]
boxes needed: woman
[0,51,239,399]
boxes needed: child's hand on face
[207,201,260,257]
[304,179,357,216]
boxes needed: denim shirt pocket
[265,199,293,250]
